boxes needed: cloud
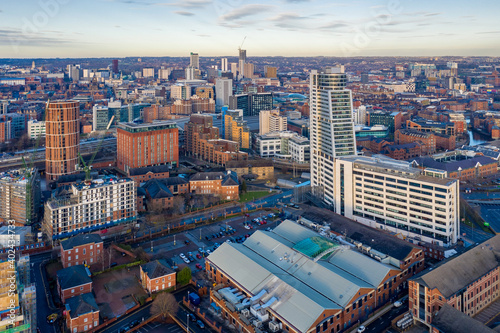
[174,11,195,16]
[0,29,73,47]
[161,0,211,8]
[475,31,500,34]
[197,34,210,37]
[284,0,310,2]
[319,22,350,30]
[424,12,442,17]
[219,4,273,21]
[269,13,308,22]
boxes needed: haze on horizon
[0,0,499,59]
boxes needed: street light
[187,313,190,333]
[174,234,176,246]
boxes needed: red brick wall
[61,242,103,268]
[59,282,92,302]
[67,310,100,333]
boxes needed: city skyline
[0,0,499,58]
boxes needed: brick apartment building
[395,129,436,155]
[383,142,423,160]
[60,234,103,268]
[410,156,498,181]
[189,171,239,201]
[57,265,92,302]
[409,235,500,328]
[140,259,176,293]
[141,177,189,209]
[127,165,171,185]
[65,293,100,333]
[117,121,178,174]
[225,159,275,180]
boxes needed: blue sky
[0,0,499,58]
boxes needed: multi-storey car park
[43,176,136,240]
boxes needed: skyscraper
[190,52,200,69]
[112,59,119,73]
[45,101,80,182]
[215,78,233,107]
[221,58,228,72]
[238,49,246,79]
[259,110,287,135]
[310,66,356,206]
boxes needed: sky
[0,0,499,58]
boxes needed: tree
[150,293,178,321]
[240,180,247,194]
[177,266,192,285]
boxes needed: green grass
[239,191,270,203]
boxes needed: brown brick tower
[45,101,80,182]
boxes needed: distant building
[369,111,402,138]
[410,155,498,181]
[264,66,277,78]
[229,93,274,117]
[225,110,250,149]
[127,165,171,185]
[143,67,155,78]
[190,52,199,69]
[215,78,233,107]
[189,171,239,201]
[60,234,103,268]
[57,265,92,302]
[140,259,176,293]
[255,131,310,162]
[117,121,179,173]
[259,110,287,135]
[27,120,45,139]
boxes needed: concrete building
[229,93,274,117]
[57,265,92,302]
[259,110,287,135]
[206,219,422,333]
[189,171,239,201]
[0,168,41,226]
[43,176,136,240]
[142,67,155,78]
[409,235,500,329]
[264,66,277,78]
[0,100,8,115]
[333,155,459,246]
[221,58,228,72]
[27,120,45,139]
[215,78,233,107]
[310,67,356,206]
[60,234,103,268]
[65,293,100,333]
[117,121,178,173]
[255,131,310,162]
[171,84,192,100]
[190,52,200,69]
[45,100,80,182]
[225,110,250,149]
[140,259,176,293]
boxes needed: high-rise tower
[45,101,80,182]
[190,52,200,69]
[310,66,356,206]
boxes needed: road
[363,301,409,333]
[30,252,58,333]
[97,303,153,333]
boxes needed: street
[30,252,58,333]
[363,301,410,333]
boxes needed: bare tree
[150,293,179,321]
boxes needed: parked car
[46,313,58,324]
[188,313,197,322]
[196,263,203,270]
[206,249,212,255]
[357,326,366,333]
[244,225,250,230]
[196,320,205,329]
[394,300,403,307]
[179,253,186,259]
[196,253,202,259]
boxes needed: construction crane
[238,36,247,52]
[77,115,115,181]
